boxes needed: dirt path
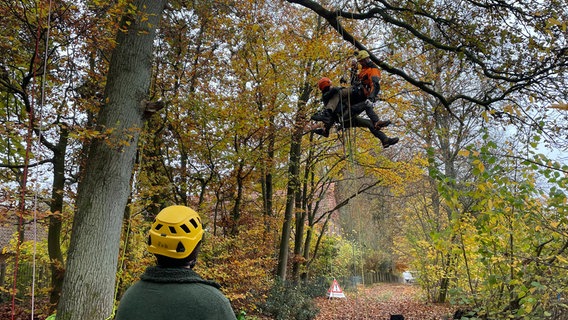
[314,283,455,320]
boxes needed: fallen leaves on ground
[1,283,453,320]
[0,302,42,320]
[314,283,454,320]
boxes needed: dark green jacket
[115,266,237,320]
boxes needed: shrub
[261,281,319,320]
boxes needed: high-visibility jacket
[358,63,381,101]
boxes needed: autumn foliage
[0,0,567,319]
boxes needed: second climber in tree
[351,49,383,113]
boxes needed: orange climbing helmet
[318,77,332,91]
[148,205,204,259]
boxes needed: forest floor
[313,283,456,320]
[0,283,455,320]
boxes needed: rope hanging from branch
[11,1,52,319]
[334,3,358,167]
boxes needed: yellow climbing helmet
[355,50,370,60]
[148,205,204,259]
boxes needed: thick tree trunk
[56,1,166,319]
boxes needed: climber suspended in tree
[311,76,388,130]
[309,77,399,148]
[351,49,382,104]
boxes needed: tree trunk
[291,187,305,282]
[261,145,274,229]
[231,161,244,235]
[300,135,317,282]
[276,83,312,280]
[261,113,275,231]
[276,125,301,281]
[436,250,457,303]
[56,1,166,319]
[47,127,68,310]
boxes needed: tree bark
[276,118,302,281]
[231,161,244,235]
[56,1,166,319]
[291,186,305,282]
[47,127,68,309]
[276,83,312,280]
[261,121,275,230]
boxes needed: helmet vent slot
[169,226,177,234]
[180,224,190,233]
[176,242,185,253]
[155,223,163,230]
[189,218,198,229]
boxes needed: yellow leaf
[548,17,561,26]
[458,149,470,157]
[556,255,568,264]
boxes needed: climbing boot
[374,120,391,129]
[382,137,399,148]
[313,128,330,138]
[311,109,334,124]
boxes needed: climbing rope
[334,4,358,168]
[11,1,52,319]
[31,2,53,319]
[332,1,365,302]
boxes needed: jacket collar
[141,266,221,288]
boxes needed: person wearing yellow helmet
[115,205,237,320]
[146,205,203,262]
[352,50,382,105]
[354,49,370,60]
